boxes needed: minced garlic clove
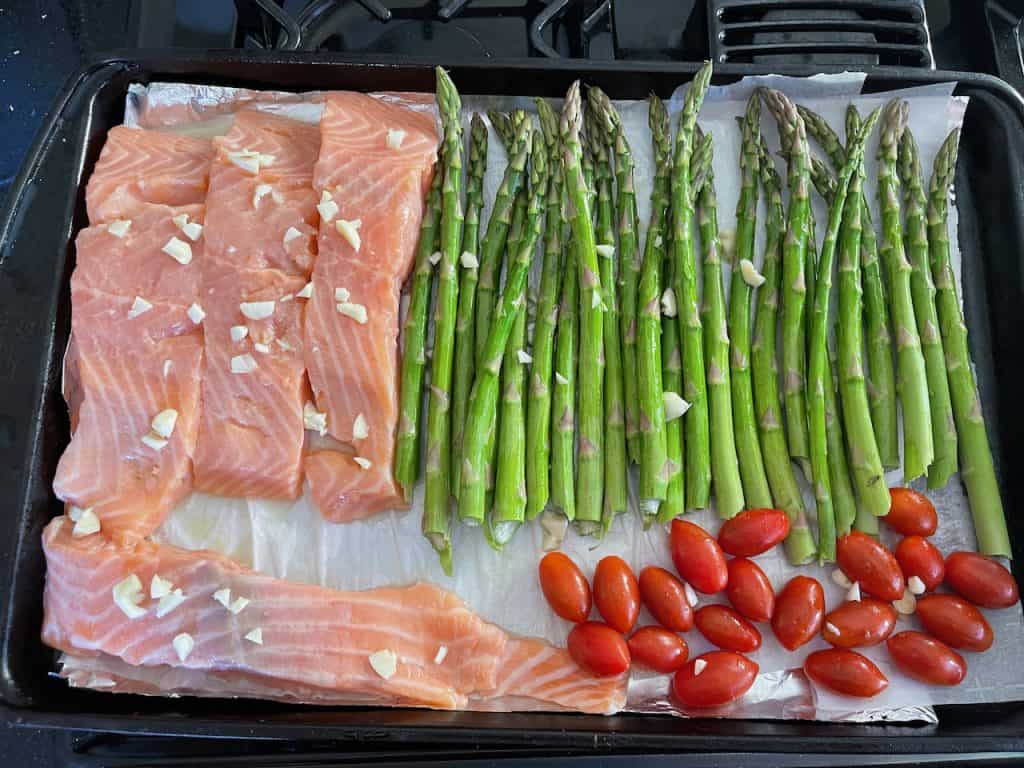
[128,296,152,319]
[352,413,369,441]
[141,434,168,452]
[663,391,691,421]
[239,300,275,320]
[187,303,205,324]
[368,649,397,680]
[230,354,257,374]
[151,409,178,439]
[230,325,249,342]
[336,218,362,251]
[353,456,371,470]
[156,588,185,618]
[162,236,193,265]
[172,632,194,662]
[71,509,101,538]
[303,402,328,436]
[245,627,263,645]
[107,219,131,238]
[150,574,173,599]
[112,574,147,619]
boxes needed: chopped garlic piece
[187,303,205,324]
[693,658,707,676]
[663,391,691,421]
[280,293,293,302]
[353,413,369,440]
[162,236,193,265]
[156,588,185,618]
[595,243,615,258]
[229,596,250,615]
[173,632,194,662]
[317,197,339,222]
[254,343,270,354]
[172,213,189,228]
[226,150,260,174]
[825,621,840,636]
[893,588,916,615]
[354,456,372,470]
[283,226,302,245]
[141,433,168,452]
[684,582,699,608]
[303,402,328,436]
[230,325,249,342]
[213,588,232,608]
[245,627,263,645]
[831,569,853,589]
[68,505,90,522]
[259,153,275,167]
[555,372,569,386]
[847,581,861,602]
[150,574,173,599]
[230,354,257,374]
[591,290,602,309]
[181,221,203,241]
[517,349,533,364]
[460,251,479,269]
[386,128,406,149]
[71,508,101,538]
[368,649,397,680]
[163,360,172,377]
[334,286,351,302]
[275,338,293,351]
[253,183,273,209]
[150,409,178,439]
[336,218,362,251]
[127,296,152,319]
[239,300,275,320]
[428,251,442,266]
[107,219,131,238]
[296,281,313,299]
[112,574,146,619]
[739,258,766,288]
[337,302,368,324]
[661,287,677,317]
[907,576,926,596]
[434,646,448,665]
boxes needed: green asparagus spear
[729,96,772,509]
[451,114,488,500]
[762,88,812,478]
[927,129,1011,556]
[753,138,816,563]
[561,82,605,536]
[585,105,628,530]
[637,95,673,521]
[659,243,685,524]
[694,130,744,519]
[550,191,578,524]
[807,103,899,470]
[672,62,714,511]
[422,68,464,572]
[589,88,643,465]
[475,118,531,363]
[879,99,934,481]
[900,128,957,489]
[524,100,563,521]
[808,107,882,562]
[836,158,891,523]
[459,131,542,529]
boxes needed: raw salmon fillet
[85,126,214,223]
[54,203,209,543]
[53,289,203,544]
[304,92,437,521]
[191,111,321,499]
[42,518,626,713]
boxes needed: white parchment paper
[118,76,1024,720]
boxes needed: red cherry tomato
[717,508,791,558]
[627,626,689,673]
[944,551,1020,609]
[771,575,825,651]
[887,631,967,686]
[894,536,944,592]
[638,566,694,632]
[593,556,640,633]
[671,651,759,709]
[726,558,775,623]
[837,531,906,602]
[822,599,897,648]
[539,552,591,623]
[804,649,889,698]
[916,594,994,652]
[567,622,631,677]
[670,520,728,594]
[695,605,762,652]
[885,487,938,536]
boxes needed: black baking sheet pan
[2,51,1024,754]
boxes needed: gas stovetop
[2,1,1024,765]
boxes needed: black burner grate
[708,0,934,67]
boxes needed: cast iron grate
[709,0,933,68]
